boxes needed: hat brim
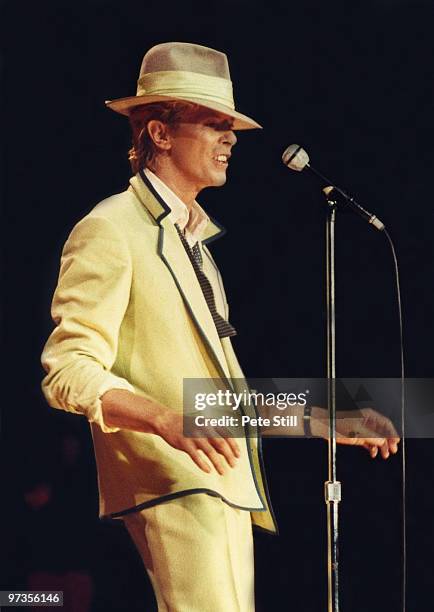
[105,94,262,130]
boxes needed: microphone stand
[282,146,387,610]
[324,189,341,612]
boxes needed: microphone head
[282,144,310,171]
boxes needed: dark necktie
[175,224,237,339]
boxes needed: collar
[129,169,226,245]
[144,168,209,246]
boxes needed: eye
[205,120,233,131]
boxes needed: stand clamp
[325,481,342,503]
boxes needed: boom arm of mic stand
[307,164,385,231]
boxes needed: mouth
[213,153,230,167]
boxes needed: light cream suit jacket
[41,170,277,534]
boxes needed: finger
[383,438,398,455]
[210,437,238,468]
[389,439,400,454]
[215,428,241,458]
[227,437,241,458]
[379,440,390,460]
[369,445,378,459]
[361,440,378,458]
[197,440,226,475]
[364,437,391,459]
[361,435,395,459]
[187,445,212,474]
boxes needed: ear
[147,120,172,152]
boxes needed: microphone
[282,144,385,231]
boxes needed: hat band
[137,70,235,110]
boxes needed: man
[41,42,399,611]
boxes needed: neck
[148,162,199,210]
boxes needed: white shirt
[144,168,209,247]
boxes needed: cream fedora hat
[105,42,261,130]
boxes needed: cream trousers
[123,493,255,612]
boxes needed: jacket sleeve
[41,214,135,433]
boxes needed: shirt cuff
[91,375,136,433]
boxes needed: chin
[210,172,228,187]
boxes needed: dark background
[2,0,434,610]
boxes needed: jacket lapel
[129,171,232,383]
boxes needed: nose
[222,129,237,147]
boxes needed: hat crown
[139,42,231,80]
[105,41,261,130]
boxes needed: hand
[311,407,400,459]
[153,408,241,475]
[101,389,241,475]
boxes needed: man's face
[167,111,237,192]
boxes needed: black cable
[384,228,406,612]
